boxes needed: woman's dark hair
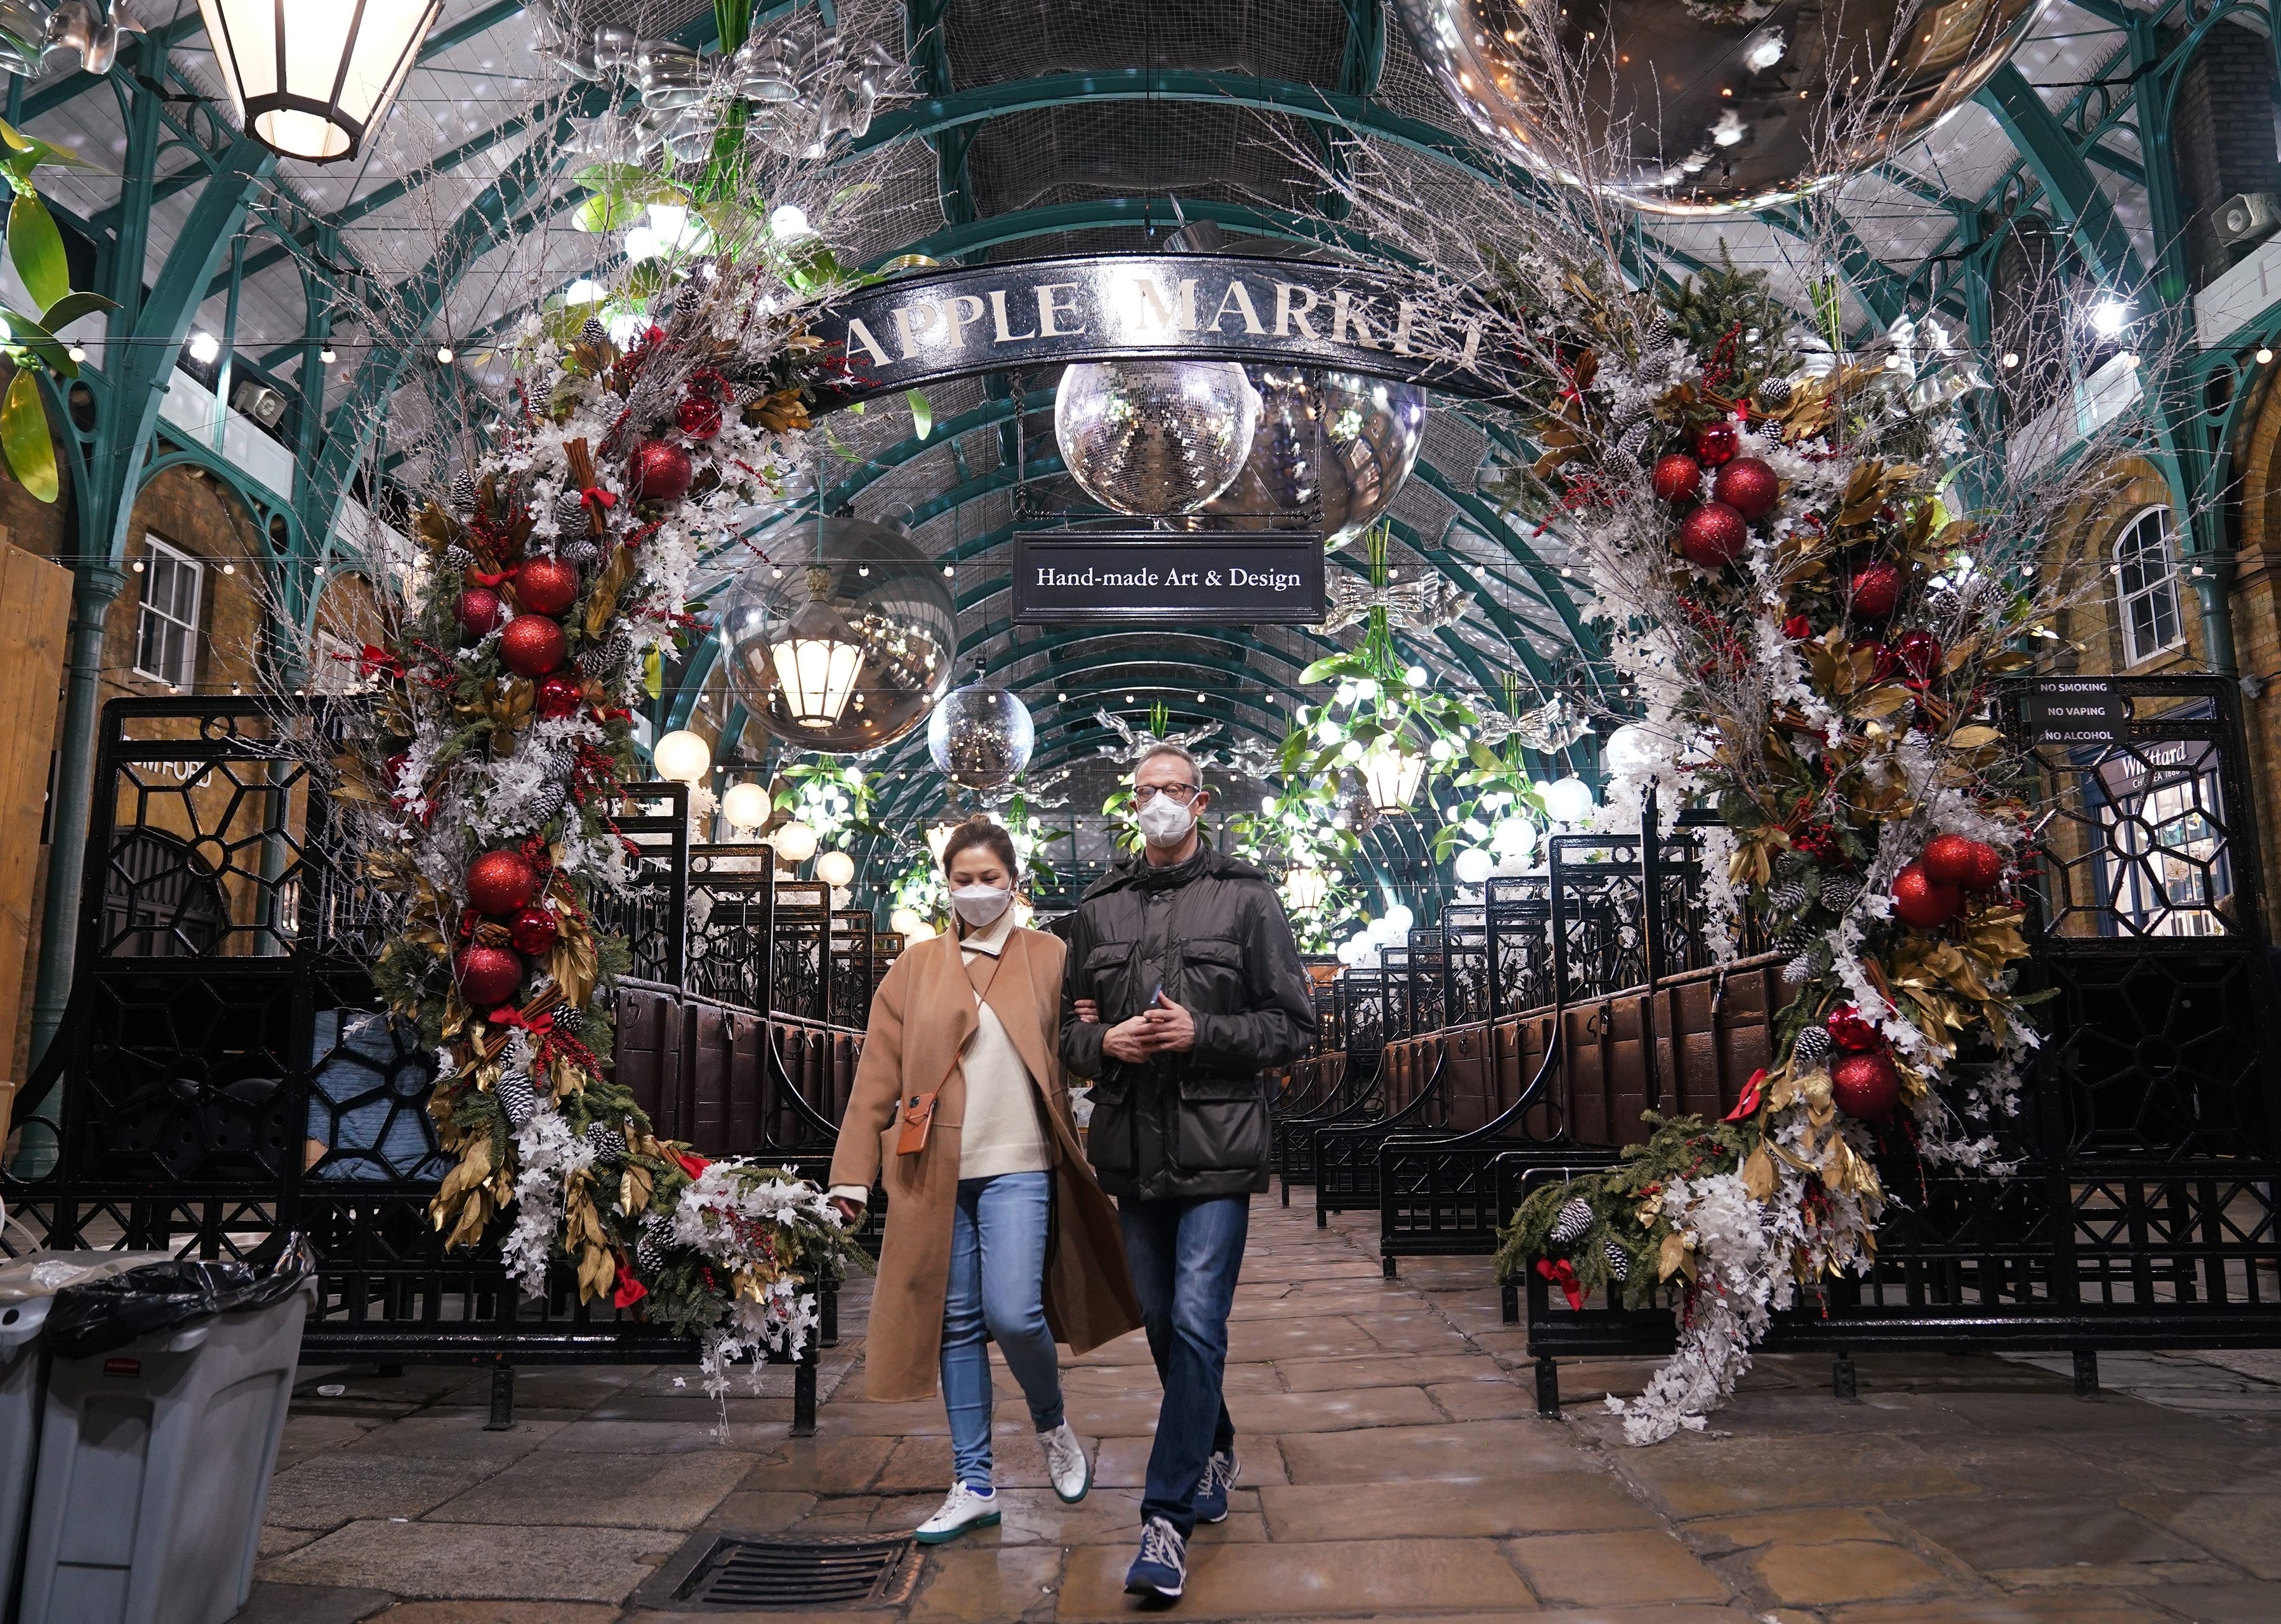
[939,817,1018,877]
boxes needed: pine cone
[581,317,609,347]
[1792,1025,1835,1071]
[1766,878,1807,914]
[1757,376,1794,407]
[1603,1237,1631,1281]
[635,1213,674,1276]
[585,1123,628,1167]
[442,544,473,574]
[1550,1197,1594,1246]
[553,489,588,534]
[579,630,631,680]
[562,538,600,567]
[496,1071,536,1128]
[1821,874,1864,914]
[520,777,569,831]
[450,469,477,512]
[1773,925,1811,956]
[1782,951,1815,987]
[552,1003,584,1034]
[1616,419,1651,468]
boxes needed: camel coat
[829,923,1143,1403]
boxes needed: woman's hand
[828,1195,864,1227]
[1074,999,1101,1024]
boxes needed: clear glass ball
[1201,367,1426,544]
[717,517,956,754]
[928,683,1035,789]
[1054,360,1260,515]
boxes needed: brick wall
[2171,18,2281,287]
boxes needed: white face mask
[1136,793,1197,847]
[949,883,1013,928]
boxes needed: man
[1061,742,1317,1602]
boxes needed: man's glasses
[1134,783,1200,804]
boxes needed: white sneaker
[1040,1422,1091,1503]
[914,1481,1000,1544]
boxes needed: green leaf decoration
[8,192,69,314]
[39,289,114,330]
[642,645,663,701]
[1298,655,1340,685]
[0,120,29,152]
[3,367,57,502]
[574,190,642,235]
[906,389,932,439]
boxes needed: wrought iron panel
[1405,930,1446,1034]
[684,843,776,1011]
[1441,904,1488,1026]
[1340,969,1388,1062]
[588,782,690,986]
[1486,876,1550,1018]
[770,881,832,1020]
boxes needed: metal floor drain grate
[671,1535,918,1611]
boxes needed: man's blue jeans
[1120,1194,1248,1537]
[941,1171,1064,1489]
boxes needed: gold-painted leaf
[1948,725,2002,749]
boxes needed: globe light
[890,906,925,935]
[1405,665,1430,687]
[925,819,972,864]
[1490,816,1538,860]
[1359,741,1427,812]
[2090,298,2131,338]
[1542,776,1596,824]
[1603,723,1660,779]
[197,0,442,162]
[187,331,221,364]
[903,918,937,942]
[652,729,711,784]
[1054,359,1260,515]
[1453,847,1495,885]
[1384,902,1417,935]
[816,850,856,888]
[1284,868,1330,911]
[718,517,957,753]
[769,204,814,239]
[720,781,771,831]
[1335,939,1359,966]
[772,821,820,864]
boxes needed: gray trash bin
[10,1249,314,1624]
[0,1251,173,1616]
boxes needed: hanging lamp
[197,0,442,163]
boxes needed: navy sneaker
[1124,1515,1187,1599]
[1191,1448,1239,1524]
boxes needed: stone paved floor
[234,1196,2281,1623]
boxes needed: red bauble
[1962,840,2006,893]
[516,556,581,617]
[1830,1051,1901,1120]
[1848,558,1904,619]
[455,588,507,638]
[454,945,524,1007]
[534,672,583,720]
[1711,456,1780,522]
[1676,501,1749,568]
[507,906,560,957]
[1891,861,1962,928]
[628,438,694,501]
[1825,1004,1884,1052]
[466,848,539,915]
[677,394,723,440]
[1650,452,1702,503]
[1782,614,1812,640]
[499,613,567,677]
[1920,833,1980,887]
[1895,628,1942,683]
[1692,419,1740,466]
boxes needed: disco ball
[1054,360,1260,515]
[1391,0,2044,215]
[1201,367,1427,545]
[928,683,1035,790]
[717,516,956,753]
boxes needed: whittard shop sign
[810,252,1508,403]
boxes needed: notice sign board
[1013,536,1325,624]
[2022,678,2129,746]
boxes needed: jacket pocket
[1174,1074,1267,1172]
[1177,935,1247,1017]
[1083,941,1144,1025]
[1084,1078,1136,1172]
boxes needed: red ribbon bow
[1726,1067,1768,1123]
[1536,1257,1583,1310]
[579,486,618,517]
[487,1005,555,1038]
[612,1256,648,1310]
[337,643,404,680]
[671,1149,711,1181]
[466,568,512,588]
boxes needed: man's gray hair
[1134,741,1201,782]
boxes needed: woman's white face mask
[1136,794,1196,846]
[949,883,1014,928]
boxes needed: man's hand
[1141,990,1196,1053]
[1100,1013,1161,1063]
[1074,999,1101,1024]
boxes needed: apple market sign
[810,253,1507,404]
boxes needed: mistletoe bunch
[1495,257,2050,1442]
[347,249,871,1384]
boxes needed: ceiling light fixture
[195,0,443,164]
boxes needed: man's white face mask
[949,883,1014,928]
[1137,793,1196,847]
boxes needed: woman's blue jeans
[941,1170,1064,1488]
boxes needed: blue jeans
[941,1171,1064,1489]
[1120,1194,1248,1537]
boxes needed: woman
[827,819,1141,1544]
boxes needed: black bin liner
[43,1234,317,1359]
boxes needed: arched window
[2113,507,2184,666]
